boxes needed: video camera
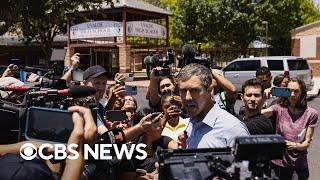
[144,48,175,77]
[178,43,211,69]
[0,83,97,145]
[159,135,286,180]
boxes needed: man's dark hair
[176,63,212,89]
[256,66,271,77]
[242,78,264,95]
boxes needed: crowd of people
[0,52,318,180]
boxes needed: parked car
[222,56,314,92]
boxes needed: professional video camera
[144,48,175,77]
[159,135,286,180]
[0,82,97,144]
[178,43,211,69]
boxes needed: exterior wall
[130,53,143,71]
[291,38,300,56]
[292,23,320,38]
[292,23,320,76]
[118,45,131,73]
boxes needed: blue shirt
[186,104,250,149]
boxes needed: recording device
[25,106,73,143]
[159,148,235,180]
[20,66,45,82]
[0,85,38,92]
[159,135,285,180]
[234,135,286,178]
[151,112,162,124]
[169,96,181,111]
[0,100,25,144]
[178,43,211,69]
[27,86,96,99]
[144,48,175,77]
[156,67,171,77]
[105,110,127,122]
[271,87,291,97]
[125,86,137,96]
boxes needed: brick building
[66,0,171,77]
[291,21,320,76]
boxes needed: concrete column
[118,45,131,73]
[65,47,75,66]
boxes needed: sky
[315,0,320,5]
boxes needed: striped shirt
[161,117,189,141]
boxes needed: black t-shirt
[236,113,274,135]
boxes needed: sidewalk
[107,79,150,89]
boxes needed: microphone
[28,85,96,98]
[150,55,160,66]
[143,55,152,65]
[182,44,195,56]
[0,85,37,92]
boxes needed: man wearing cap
[82,65,110,117]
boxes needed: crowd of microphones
[0,45,289,180]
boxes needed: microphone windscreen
[150,55,159,65]
[143,56,151,65]
[182,44,194,56]
[69,86,96,98]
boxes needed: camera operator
[236,79,273,135]
[61,53,80,83]
[261,78,318,180]
[176,63,249,149]
[146,71,177,112]
[0,106,97,180]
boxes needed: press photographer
[144,48,175,78]
[178,43,211,69]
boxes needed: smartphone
[25,107,73,144]
[72,70,84,82]
[156,68,170,77]
[151,112,162,124]
[105,110,127,122]
[125,86,138,96]
[271,87,291,97]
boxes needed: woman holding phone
[262,78,318,180]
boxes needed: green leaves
[171,0,320,55]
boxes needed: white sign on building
[70,21,123,40]
[126,21,167,39]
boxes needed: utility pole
[262,21,269,56]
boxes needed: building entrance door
[94,50,112,77]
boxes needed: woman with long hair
[262,78,318,180]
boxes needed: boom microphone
[182,44,195,56]
[0,85,37,92]
[28,86,96,98]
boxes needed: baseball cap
[83,65,107,80]
[0,77,25,99]
[0,153,52,180]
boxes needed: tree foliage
[171,0,320,55]
[0,0,114,65]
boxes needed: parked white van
[222,56,314,92]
